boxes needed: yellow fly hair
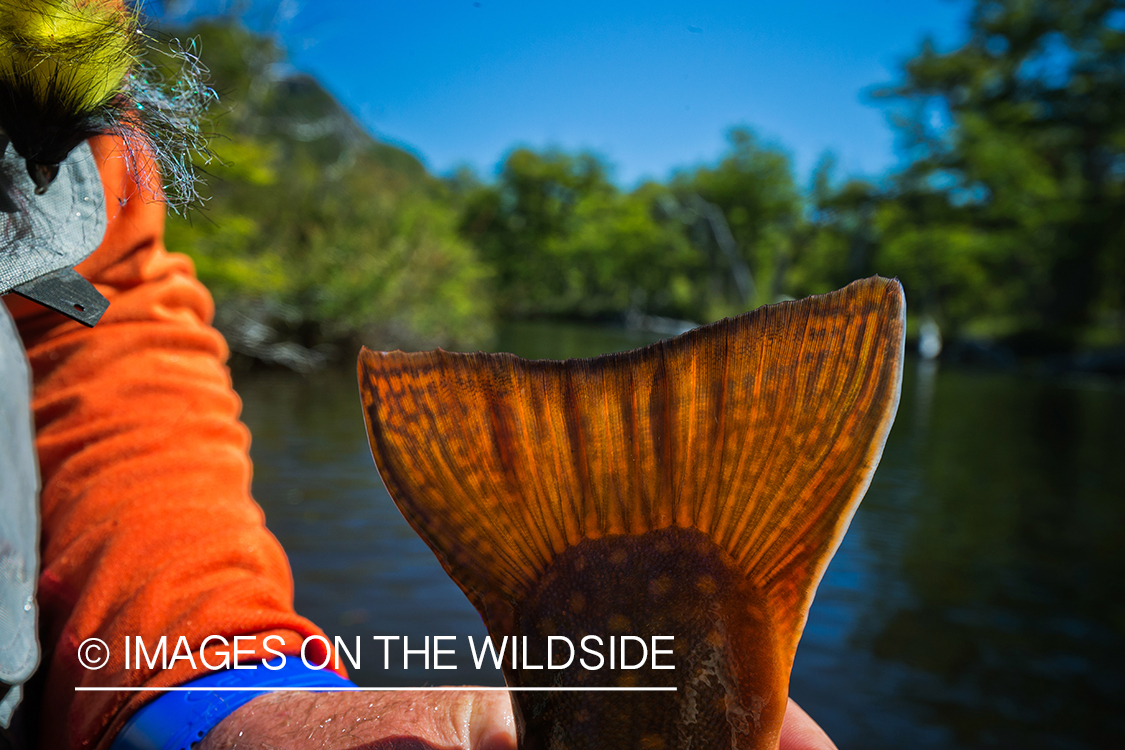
[0,0,214,208]
[0,0,140,113]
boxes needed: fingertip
[780,698,838,750]
[467,692,518,750]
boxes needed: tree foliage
[456,148,708,320]
[160,22,493,355]
[158,1,1125,362]
[872,0,1125,346]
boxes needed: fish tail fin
[359,276,905,665]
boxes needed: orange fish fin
[698,276,906,661]
[358,347,576,609]
[359,276,905,660]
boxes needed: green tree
[875,0,1125,347]
[159,21,493,358]
[791,153,882,299]
[457,149,704,320]
[673,128,805,308]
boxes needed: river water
[233,320,1125,750]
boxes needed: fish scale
[512,527,779,750]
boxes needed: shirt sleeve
[4,136,340,750]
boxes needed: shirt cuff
[109,657,355,750]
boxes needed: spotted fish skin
[511,528,781,750]
[358,277,906,750]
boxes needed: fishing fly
[0,0,214,209]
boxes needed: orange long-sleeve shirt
[4,138,336,749]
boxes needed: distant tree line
[160,0,1124,361]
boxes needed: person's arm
[6,136,336,750]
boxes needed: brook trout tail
[358,277,906,750]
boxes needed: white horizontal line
[75,686,676,692]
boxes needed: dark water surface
[234,321,1125,750]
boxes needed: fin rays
[359,277,905,657]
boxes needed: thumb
[780,698,838,750]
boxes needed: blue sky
[159,1,971,185]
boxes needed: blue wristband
[110,657,355,750]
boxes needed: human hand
[199,690,515,750]
[199,691,834,750]
[781,698,839,750]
